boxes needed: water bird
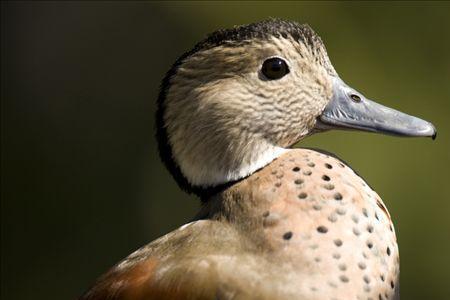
[80,19,436,300]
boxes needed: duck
[79,19,436,300]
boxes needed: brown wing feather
[79,256,198,300]
[79,221,224,300]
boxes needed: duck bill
[316,78,437,139]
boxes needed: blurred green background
[1,1,449,299]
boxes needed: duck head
[156,19,436,195]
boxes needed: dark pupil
[262,58,288,80]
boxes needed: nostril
[350,94,361,102]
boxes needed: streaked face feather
[163,33,335,187]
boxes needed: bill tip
[432,131,437,140]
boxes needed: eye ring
[350,94,362,102]
[261,57,290,80]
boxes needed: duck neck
[174,139,289,190]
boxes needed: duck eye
[261,57,289,80]
[350,94,362,102]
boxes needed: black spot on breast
[362,208,369,217]
[334,193,343,200]
[323,183,335,190]
[322,175,331,181]
[317,226,328,233]
[283,231,293,240]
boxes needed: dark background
[1,2,449,299]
